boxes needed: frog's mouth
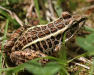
[65,16,87,42]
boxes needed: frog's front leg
[52,42,62,56]
[54,42,62,52]
[10,49,47,65]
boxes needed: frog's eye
[61,12,71,19]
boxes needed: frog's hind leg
[10,49,47,65]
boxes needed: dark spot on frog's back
[56,23,65,29]
[51,36,55,41]
[43,29,50,35]
[12,43,23,51]
[54,18,62,24]
[46,39,52,48]
[38,32,45,38]
[22,38,27,45]
[41,26,47,31]
[56,34,61,40]
[50,27,57,33]
[32,34,38,40]
[17,44,23,50]
[27,30,38,40]
[25,32,32,42]
[48,23,54,28]
[31,44,37,50]
[17,36,27,45]
[33,27,41,31]
[41,41,48,50]
[27,37,32,42]
[31,31,37,35]
[19,36,24,41]
[54,41,59,45]
[36,42,43,52]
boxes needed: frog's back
[11,18,65,53]
[10,12,87,55]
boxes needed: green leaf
[0,64,24,73]
[76,33,94,56]
[55,4,62,17]
[69,0,77,10]
[57,0,65,5]
[26,62,61,75]
[8,0,19,4]
[85,26,94,32]
[58,44,69,75]
[0,9,10,19]
[0,59,61,75]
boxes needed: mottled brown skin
[10,50,47,65]
[5,12,87,65]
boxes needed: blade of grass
[57,0,65,5]
[57,32,69,75]
[1,19,9,50]
[67,53,87,63]
[89,58,94,75]
[0,19,9,75]
[34,0,42,24]
[0,53,2,74]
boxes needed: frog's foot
[10,50,47,65]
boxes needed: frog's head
[61,12,87,42]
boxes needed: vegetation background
[0,0,94,75]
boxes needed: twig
[73,5,94,15]
[46,10,57,22]
[75,62,90,70]
[26,0,34,17]
[46,11,52,22]
[0,5,23,26]
[48,0,57,20]
[78,57,92,64]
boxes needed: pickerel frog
[4,12,87,65]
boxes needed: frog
[4,12,87,65]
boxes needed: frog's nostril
[62,12,71,19]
